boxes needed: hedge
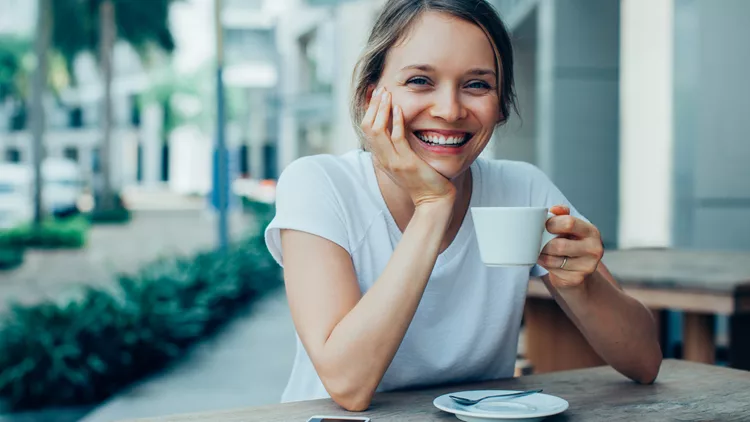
[0,217,89,249]
[0,247,24,271]
[0,214,280,410]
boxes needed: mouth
[413,130,473,148]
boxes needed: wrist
[554,273,594,302]
[414,198,454,220]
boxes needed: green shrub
[241,198,275,222]
[0,215,280,410]
[0,217,89,249]
[0,247,24,271]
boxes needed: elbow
[634,347,663,385]
[333,393,373,412]
[642,357,663,385]
[322,375,375,412]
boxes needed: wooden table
[524,249,750,373]
[123,360,750,421]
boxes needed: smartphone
[306,417,371,422]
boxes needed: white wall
[169,125,212,195]
[275,0,330,170]
[330,0,377,155]
[673,0,750,250]
[537,0,621,247]
[618,0,674,248]
[140,104,164,187]
[493,9,537,164]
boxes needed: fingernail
[374,87,381,95]
[381,91,388,100]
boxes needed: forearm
[318,201,453,408]
[545,270,662,384]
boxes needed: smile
[413,130,473,147]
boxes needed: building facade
[273,0,750,251]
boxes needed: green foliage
[0,36,32,101]
[0,247,24,271]
[0,217,89,249]
[242,198,276,223]
[0,213,281,410]
[51,0,176,78]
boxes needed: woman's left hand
[537,205,605,290]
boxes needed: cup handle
[539,212,558,254]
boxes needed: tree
[2,21,67,227]
[0,37,31,102]
[30,0,52,225]
[51,0,176,210]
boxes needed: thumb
[549,205,570,216]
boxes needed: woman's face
[374,11,501,180]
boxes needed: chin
[424,159,467,181]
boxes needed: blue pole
[215,0,229,251]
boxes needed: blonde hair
[350,0,518,147]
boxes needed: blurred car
[0,163,33,229]
[41,157,87,217]
[0,158,87,228]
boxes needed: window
[92,147,101,173]
[63,147,79,162]
[68,107,83,128]
[5,147,21,163]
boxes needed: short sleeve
[264,157,350,267]
[524,164,589,278]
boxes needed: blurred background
[0,0,748,421]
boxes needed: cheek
[391,91,426,127]
[466,96,501,126]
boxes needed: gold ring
[559,257,568,270]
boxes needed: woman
[265,0,662,411]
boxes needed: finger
[361,87,382,129]
[372,90,392,137]
[537,254,598,274]
[546,214,596,238]
[391,105,410,155]
[549,205,570,216]
[540,237,578,258]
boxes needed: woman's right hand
[360,87,456,208]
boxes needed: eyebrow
[400,64,496,77]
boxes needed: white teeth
[416,132,469,146]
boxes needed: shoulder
[275,153,360,203]
[277,151,366,194]
[277,154,338,186]
[477,158,550,184]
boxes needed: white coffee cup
[470,206,558,267]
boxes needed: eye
[406,76,431,86]
[466,80,492,90]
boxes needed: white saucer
[433,390,569,422]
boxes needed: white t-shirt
[264,149,586,403]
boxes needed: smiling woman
[264,0,662,412]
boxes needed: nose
[429,86,467,122]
